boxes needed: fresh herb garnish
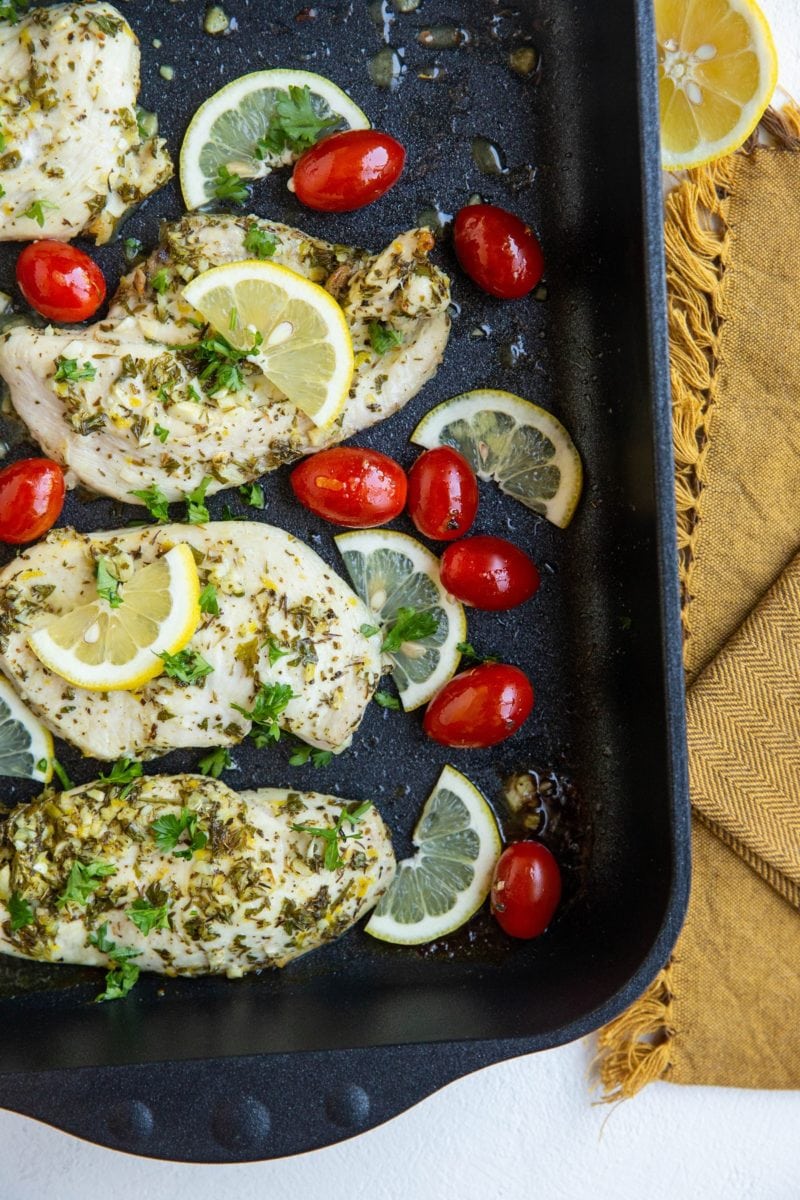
[89,924,141,1003]
[92,12,123,35]
[54,357,96,383]
[288,743,334,768]
[96,558,122,608]
[374,690,401,710]
[232,681,294,747]
[123,236,143,264]
[212,164,251,205]
[8,892,34,932]
[150,808,208,860]
[187,332,261,395]
[456,641,499,666]
[57,861,116,908]
[158,647,214,685]
[255,85,340,156]
[360,623,380,638]
[0,1,29,24]
[368,321,403,355]
[197,746,232,778]
[128,890,170,935]
[185,475,212,524]
[150,269,170,295]
[238,482,265,508]
[381,607,438,653]
[97,756,142,798]
[266,637,290,667]
[292,801,372,871]
[199,583,219,615]
[51,757,73,790]
[22,198,57,227]
[243,227,278,259]
[129,482,170,522]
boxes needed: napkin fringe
[596,967,674,1100]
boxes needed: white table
[2,3,799,1195]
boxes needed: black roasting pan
[0,0,690,1162]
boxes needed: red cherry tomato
[453,203,544,299]
[490,841,562,939]
[406,447,478,541]
[423,663,533,748]
[16,241,106,323]
[292,130,406,212]
[440,535,540,610]
[0,458,65,544]
[290,446,407,528]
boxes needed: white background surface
[2,2,799,1197]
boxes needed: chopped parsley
[244,227,279,259]
[153,423,169,443]
[51,757,73,790]
[232,681,294,747]
[238,482,265,508]
[197,746,232,778]
[292,801,372,872]
[266,637,290,667]
[374,690,401,710]
[157,647,214,685]
[0,1,28,23]
[368,321,403,355]
[187,331,261,395]
[129,482,170,522]
[54,357,96,383]
[456,641,499,666]
[22,198,57,227]
[150,269,171,295]
[128,889,170,936]
[123,236,143,264]
[89,924,141,1003]
[381,607,438,653]
[92,12,123,35]
[8,892,34,932]
[288,743,334,768]
[97,757,142,799]
[212,164,251,205]
[199,583,219,615]
[57,861,116,908]
[96,558,122,608]
[255,85,340,156]
[360,623,380,638]
[150,808,208,860]
[185,475,212,524]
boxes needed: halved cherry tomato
[0,458,65,545]
[453,203,544,299]
[490,841,562,939]
[292,130,406,212]
[423,663,533,748]
[16,241,106,323]
[406,446,478,541]
[290,446,407,528]
[440,535,540,610]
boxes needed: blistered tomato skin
[453,203,544,299]
[422,664,534,748]
[406,446,479,541]
[490,842,562,939]
[16,241,106,322]
[440,536,540,610]
[290,446,407,528]
[0,459,66,545]
[292,130,406,212]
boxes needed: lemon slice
[657,0,777,169]
[183,261,354,428]
[411,389,583,529]
[366,765,501,945]
[335,530,466,711]
[180,68,370,209]
[28,546,201,692]
[0,676,53,784]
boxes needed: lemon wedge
[28,545,201,692]
[182,261,354,428]
[657,0,777,169]
[0,676,53,784]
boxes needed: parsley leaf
[96,558,122,608]
[368,321,403,355]
[256,85,340,157]
[51,758,73,790]
[54,356,96,383]
[374,690,401,710]
[130,482,170,523]
[150,269,170,294]
[238,482,265,508]
[150,808,208,860]
[360,623,380,638]
[199,583,219,615]
[158,647,213,685]
[288,743,334,768]
[92,12,123,35]
[185,475,212,524]
[153,423,169,443]
[89,924,142,1003]
[8,892,34,932]
[197,746,232,778]
[123,236,143,264]
[186,332,261,395]
[98,756,143,798]
[88,922,115,954]
[213,164,251,205]
[128,891,170,936]
[456,641,499,666]
[57,861,116,908]
[23,198,57,227]
[266,637,290,667]
[0,1,29,24]
[244,227,278,259]
[292,801,372,871]
[381,607,438,653]
[232,681,294,747]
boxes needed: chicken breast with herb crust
[0,214,451,502]
[0,774,395,979]
[0,521,382,760]
[0,2,172,242]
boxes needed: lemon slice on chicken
[183,261,354,428]
[28,546,201,692]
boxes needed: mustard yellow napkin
[599,109,800,1094]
